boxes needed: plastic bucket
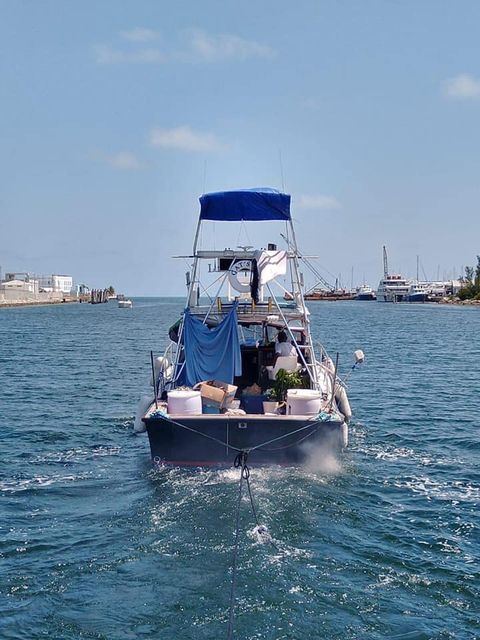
[286,389,322,416]
[167,390,202,415]
[263,401,279,414]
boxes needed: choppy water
[1,299,479,639]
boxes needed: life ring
[228,259,252,293]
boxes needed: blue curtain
[182,303,242,386]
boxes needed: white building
[2,273,39,293]
[38,274,73,294]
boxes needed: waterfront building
[2,273,39,294]
[38,274,74,294]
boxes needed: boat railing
[188,300,301,322]
[313,340,347,390]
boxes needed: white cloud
[187,28,275,62]
[94,28,275,66]
[94,44,165,64]
[149,126,223,152]
[296,195,341,210]
[101,152,144,170]
[119,27,159,43]
[444,73,480,99]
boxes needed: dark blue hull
[406,293,429,302]
[144,415,345,465]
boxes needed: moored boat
[377,246,410,302]
[355,285,377,301]
[304,289,355,301]
[139,189,363,466]
[405,282,430,302]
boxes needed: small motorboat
[118,298,133,308]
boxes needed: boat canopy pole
[187,218,203,308]
[281,232,334,292]
[203,271,229,325]
[172,217,203,381]
[265,283,314,383]
[268,274,294,297]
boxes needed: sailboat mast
[383,246,389,278]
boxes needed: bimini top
[199,188,291,222]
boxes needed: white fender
[335,384,352,423]
[341,421,349,448]
[134,394,153,433]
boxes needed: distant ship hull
[356,291,377,301]
[305,291,355,301]
[405,292,430,303]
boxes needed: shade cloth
[199,188,291,221]
[254,250,288,285]
[182,303,242,386]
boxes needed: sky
[1,0,480,295]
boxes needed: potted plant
[264,368,307,414]
[263,388,280,414]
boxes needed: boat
[376,246,410,302]
[405,281,430,302]
[304,289,355,301]
[355,285,376,301]
[138,189,362,466]
[118,298,133,308]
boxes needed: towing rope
[226,451,282,639]
[226,452,248,640]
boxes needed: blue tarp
[199,188,291,222]
[182,304,242,386]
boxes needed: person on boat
[275,330,297,360]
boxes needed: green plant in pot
[271,368,307,403]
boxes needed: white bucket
[167,390,202,415]
[286,389,322,416]
[263,400,279,414]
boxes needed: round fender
[134,394,152,433]
[341,422,349,448]
[335,385,352,422]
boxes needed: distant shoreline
[0,299,80,309]
[1,297,479,309]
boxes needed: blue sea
[1,299,479,639]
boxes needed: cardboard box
[194,380,238,409]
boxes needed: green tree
[459,261,480,300]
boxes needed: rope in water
[226,452,249,640]
[226,451,282,639]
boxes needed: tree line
[459,256,480,300]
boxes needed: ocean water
[0,299,479,640]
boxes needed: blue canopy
[181,304,242,386]
[199,188,291,222]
